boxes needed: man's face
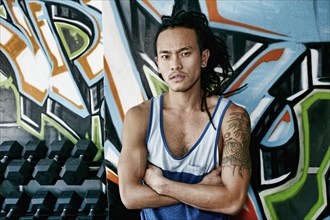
[155,27,209,93]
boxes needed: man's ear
[155,57,158,65]
[201,49,210,67]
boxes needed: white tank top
[146,94,232,183]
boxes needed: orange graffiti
[206,1,286,37]
[104,57,125,121]
[280,111,291,123]
[6,0,40,53]
[226,48,285,96]
[76,20,102,80]
[28,2,67,77]
[269,110,291,138]
[107,167,119,185]
[142,0,161,18]
[52,86,84,109]
[0,24,47,103]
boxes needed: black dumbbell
[0,141,23,182]
[59,139,97,185]
[76,190,107,219]
[5,140,47,185]
[0,193,4,209]
[19,191,57,220]
[96,161,106,184]
[28,191,57,219]
[2,191,31,219]
[33,139,74,185]
[47,191,83,219]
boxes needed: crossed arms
[118,102,251,215]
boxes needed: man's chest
[162,112,209,157]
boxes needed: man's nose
[170,56,182,71]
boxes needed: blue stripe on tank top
[159,94,223,160]
[213,99,232,168]
[146,98,154,145]
[163,169,204,184]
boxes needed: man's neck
[164,90,204,112]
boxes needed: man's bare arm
[118,103,179,209]
[222,109,251,177]
[144,104,251,215]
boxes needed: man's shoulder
[127,99,151,114]
[223,100,250,124]
[226,101,247,114]
[124,99,152,124]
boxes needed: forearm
[120,180,179,209]
[154,178,245,215]
[118,105,180,209]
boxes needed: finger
[215,167,222,174]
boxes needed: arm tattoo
[222,111,251,178]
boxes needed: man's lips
[169,73,185,81]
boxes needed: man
[118,11,251,220]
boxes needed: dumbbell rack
[0,140,108,219]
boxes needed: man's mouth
[169,74,185,81]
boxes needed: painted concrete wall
[0,0,106,216]
[1,0,103,155]
[0,0,329,219]
[103,0,329,219]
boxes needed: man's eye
[182,52,190,56]
[161,55,169,59]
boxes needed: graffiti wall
[0,0,329,219]
[0,0,107,218]
[0,0,104,152]
[103,0,329,219]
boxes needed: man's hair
[154,11,233,128]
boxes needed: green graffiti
[92,115,104,161]
[0,77,103,161]
[55,22,90,60]
[303,92,330,219]
[143,65,168,96]
[1,77,78,143]
[306,148,330,219]
[0,4,7,19]
[264,91,330,219]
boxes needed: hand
[144,163,166,193]
[199,167,223,185]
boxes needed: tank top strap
[210,96,232,167]
[146,94,163,145]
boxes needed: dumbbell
[0,193,4,209]
[33,139,74,185]
[96,161,106,184]
[25,191,57,219]
[2,191,31,219]
[59,139,98,185]
[5,140,47,185]
[0,141,23,182]
[47,191,83,219]
[76,190,107,219]
[19,191,57,220]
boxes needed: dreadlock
[154,11,233,129]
